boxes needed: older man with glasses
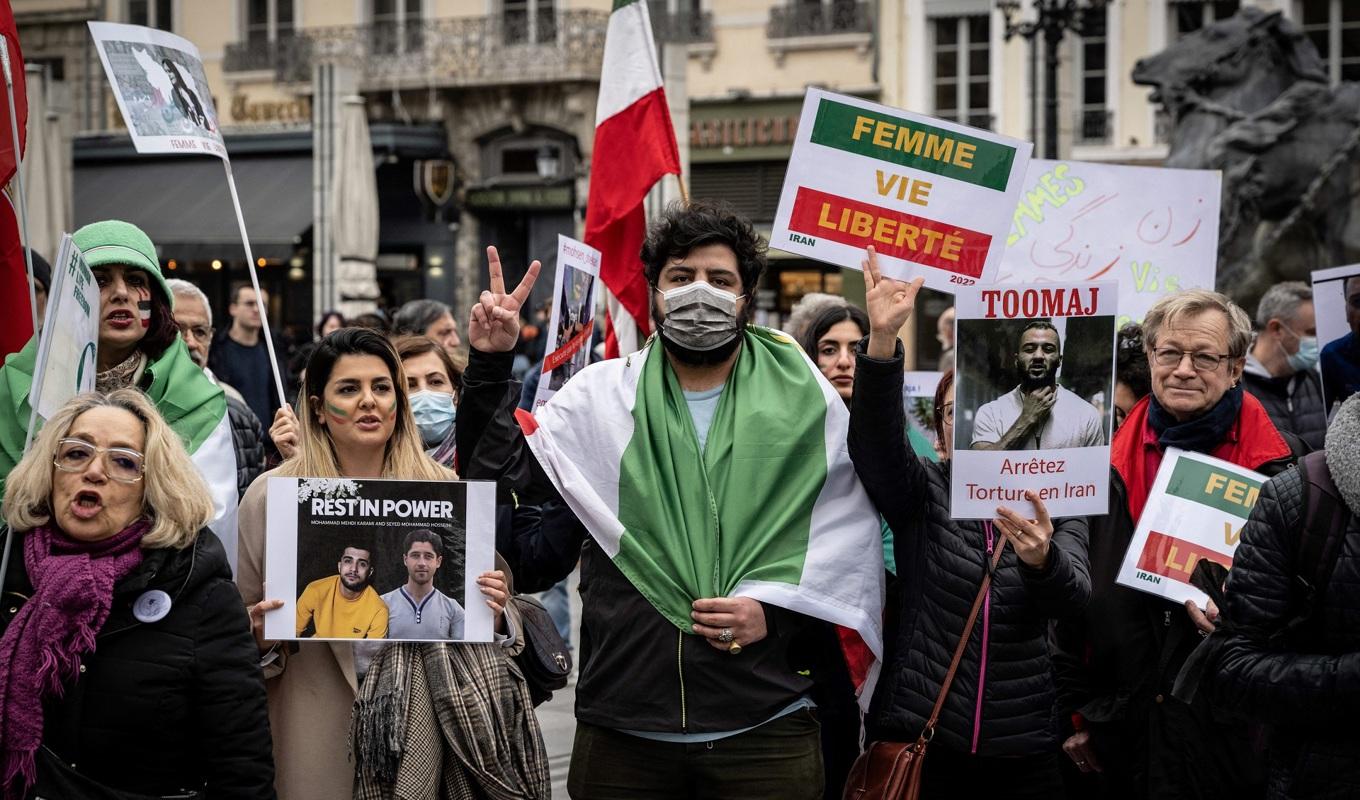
[1053,290,1307,800]
[166,279,266,499]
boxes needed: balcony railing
[648,4,715,45]
[222,11,609,88]
[767,1,873,39]
[223,37,291,73]
[1074,107,1112,144]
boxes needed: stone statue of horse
[1132,8,1360,310]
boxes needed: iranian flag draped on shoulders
[587,0,681,359]
[522,324,886,703]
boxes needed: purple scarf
[0,519,149,799]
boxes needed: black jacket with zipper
[849,341,1090,757]
[458,347,817,734]
[1,527,275,799]
[1051,427,1302,799]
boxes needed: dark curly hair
[138,279,182,362]
[1116,322,1151,400]
[641,200,767,295]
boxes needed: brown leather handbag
[842,540,1008,800]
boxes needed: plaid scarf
[352,642,549,800]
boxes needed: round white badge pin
[132,590,172,624]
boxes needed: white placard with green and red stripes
[1115,449,1265,607]
[771,89,1032,293]
[533,235,602,412]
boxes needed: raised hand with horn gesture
[468,245,542,354]
[863,245,925,361]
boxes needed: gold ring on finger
[727,641,742,655]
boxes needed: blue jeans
[537,578,572,652]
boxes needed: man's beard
[1019,368,1058,392]
[340,574,368,593]
[653,305,751,367]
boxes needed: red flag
[586,1,681,358]
[0,1,31,359]
[0,190,31,358]
[0,0,26,187]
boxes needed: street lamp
[998,0,1108,159]
[536,145,561,181]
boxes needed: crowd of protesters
[0,206,1356,800]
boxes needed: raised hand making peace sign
[467,246,541,354]
[863,245,925,360]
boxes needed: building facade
[13,0,1360,348]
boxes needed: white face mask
[658,281,742,351]
[409,390,455,448]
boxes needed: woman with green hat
[0,220,240,568]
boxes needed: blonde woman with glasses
[237,327,547,800]
[0,389,273,799]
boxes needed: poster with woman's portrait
[1312,264,1360,415]
[89,21,226,158]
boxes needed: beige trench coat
[238,469,361,800]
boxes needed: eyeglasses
[940,402,955,423]
[1151,348,1233,372]
[177,323,214,342]
[53,438,146,483]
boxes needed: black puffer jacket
[1,528,275,799]
[1052,398,1302,800]
[1205,467,1360,799]
[227,392,266,500]
[850,343,1090,757]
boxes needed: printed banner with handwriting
[1116,449,1264,607]
[950,281,1117,519]
[999,160,1219,325]
[771,89,1032,293]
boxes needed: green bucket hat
[72,220,173,309]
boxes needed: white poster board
[950,282,1118,519]
[264,477,497,643]
[30,234,99,421]
[1116,449,1265,607]
[533,235,602,411]
[999,160,1220,325]
[903,370,943,450]
[1312,263,1360,414]
[88,21,226,159]
[771,89,1032,292]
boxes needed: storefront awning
[74,155,313,261]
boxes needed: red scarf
[1111,393,1291,524]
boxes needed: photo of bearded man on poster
[969,319,1106,452]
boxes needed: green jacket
[0,336,225,497]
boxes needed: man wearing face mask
[456,202,885,799]
[1243,281,1327,450]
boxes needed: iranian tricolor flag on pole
[587,0,681,359]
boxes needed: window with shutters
[690,162,789,224]
[930,16,992,130]
[1170,1,1239,38]
[1298,0,1360,83]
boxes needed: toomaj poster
[950,281,1117,519]
[1116,449,1265,607]
[770,89,1031,293]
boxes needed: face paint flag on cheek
[137,288,152,329]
